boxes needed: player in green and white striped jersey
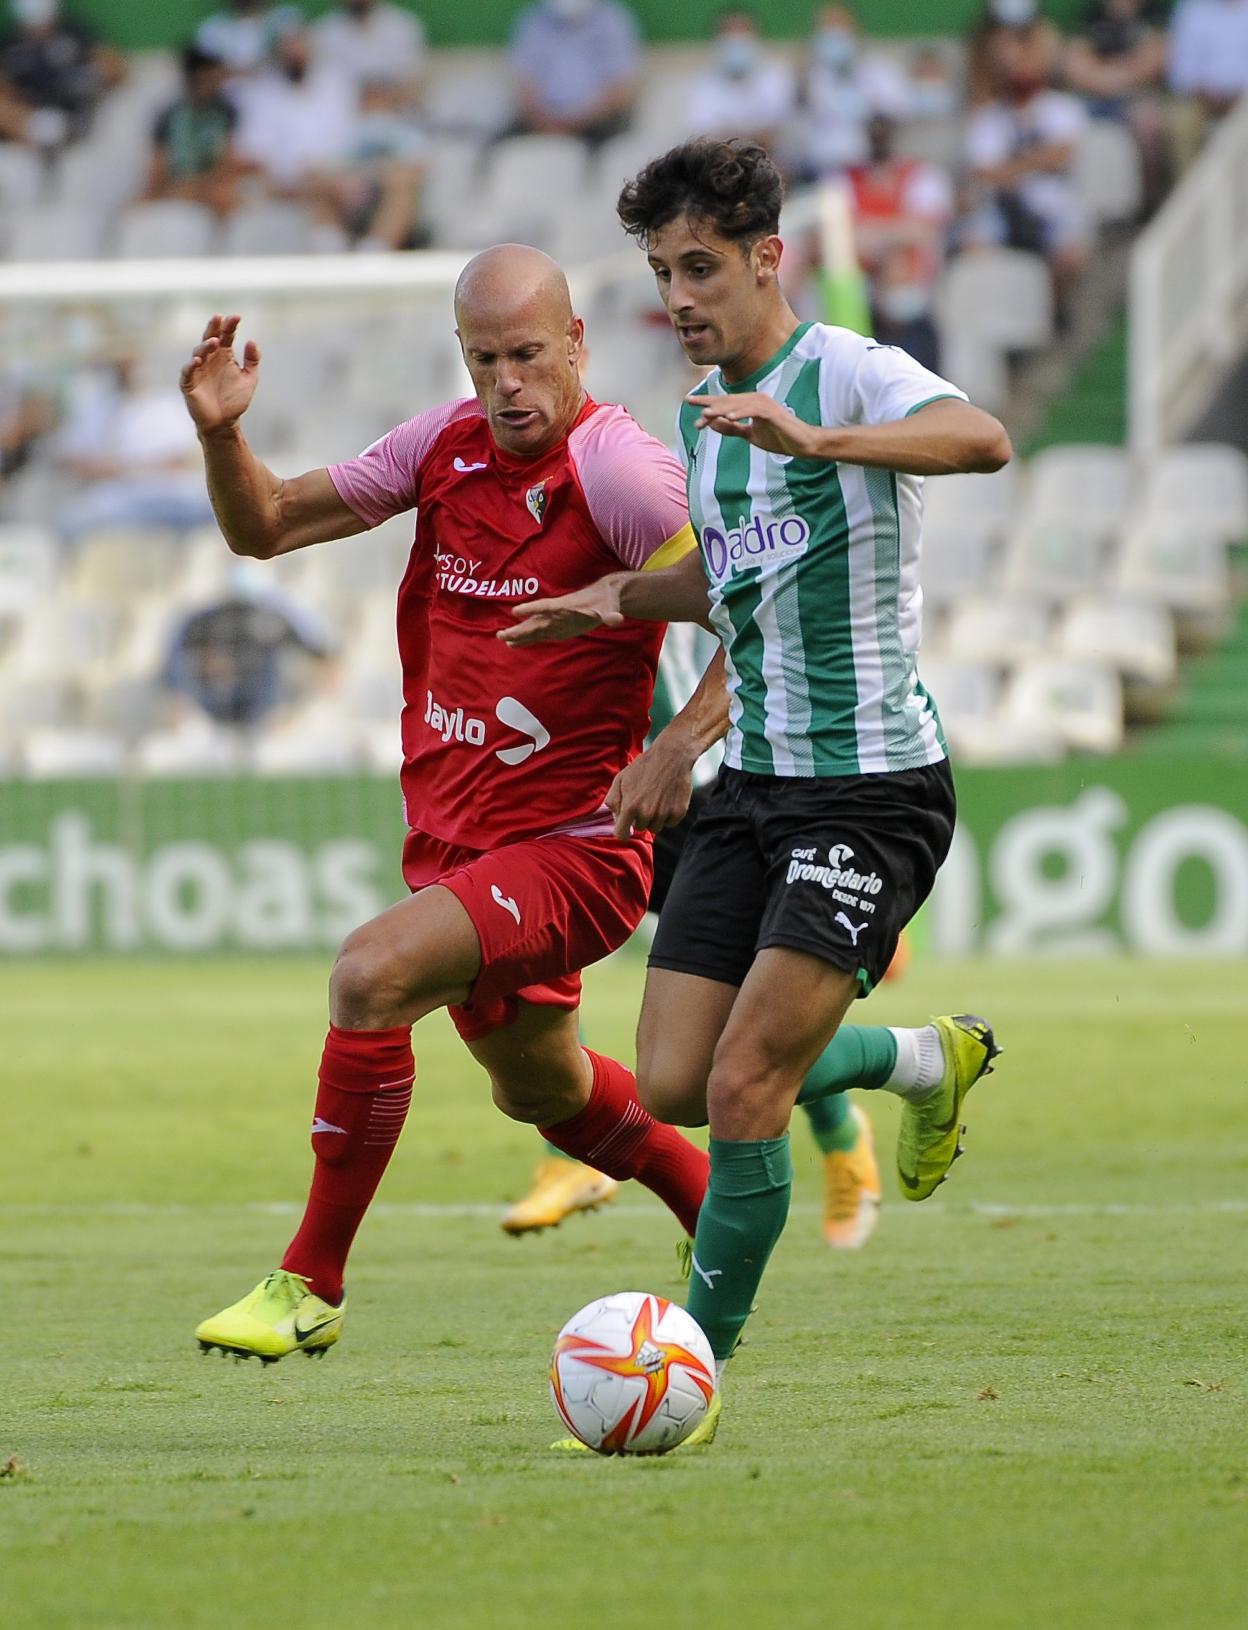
[504,138,1011,1414]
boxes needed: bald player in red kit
[186,245,724,1363]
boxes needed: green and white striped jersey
[677,321,965,779]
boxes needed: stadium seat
[1020,444,1131,536]
[455,136,590,251]
[938,249,1054,353]
[423,54,513,138]
[1000,518,1108,602]
[0,145,44,211]
[7,202,105,260]
[3,598,125,680]
[1055,593,1177,689]
[915,655,1000,729]
[1140,442,1248,540]
[82,674,166,742]
[1115,522,1231,645]
[359,719,402,772]
[918,516,1001,607]
[1000,656,1125,754]
[248,700,363,774]
[0,524,60,615]
[1075,118,1143,227]
[113,200,217,259]
[223,201,313,256]
[134,715,244,775]
[343,663,403,724]
[938,592,1051,666]
[22,727,128,778]
[0,675,79,731]
[68,529,184,599]
[894,115,963,172]
[421,135,487,248]
[921,463,1018,537]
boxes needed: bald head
[454,244,586,459]
[454,244,574,328]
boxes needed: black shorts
[649,761,956,995]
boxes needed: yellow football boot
[822,1103,882,1249]
[550,1391,723,1454]
[195,1269,344,1363]
[501,1156,619,1235]
[897,1014,1001,1201]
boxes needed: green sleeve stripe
[904,394,962,417]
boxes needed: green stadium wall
[73,0,1090,52]
[2,756,1247,956]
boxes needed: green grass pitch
[4,951,1246,1630]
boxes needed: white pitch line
[2,1200,1245,1219]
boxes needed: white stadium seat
[4,598,125,681]
[223,201,313,256]
[0,524,60,615]
[248,700,363,774]
[1055,593,1177,688]
[0,675,79,731]
[1075,118,1143,226]
[939,592,1050,667]
[453,135,590,251]
[1020,444,1132,535]
[68,529,184,598]
[1000,518,1109,602]
[918,516,1001,607]
[921,464,1018,537]
[938,249,1054,352]
[915,656,1001,730]
[1000,656,1124,754]
[22,727,128,778]
[423,55,513,138]
[135,715,244,776]
[1140,442,1248,540]
[7,202,105,260]
[1115,522,1231,647]
[113,200,217,259]
[0,145,44,210]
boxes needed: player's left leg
[467,1002,705,1238]
[802,1095,881,1249]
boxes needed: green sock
[801,1092,858,1154]
[796,1026,897,1105]
[541,1138,573,1160]
[686,1136,793,1365]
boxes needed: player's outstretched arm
[607,647,729,838]
[182,313,366,559]
[501,550,713,647]
[689,393,1011,476]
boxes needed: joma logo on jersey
[701,513,811,581]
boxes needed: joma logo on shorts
[701,513,811,581]
[786,843,883,895]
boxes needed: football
[549,1291,716,1454]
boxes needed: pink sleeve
[569,405,691,570]
[326,398,480,528]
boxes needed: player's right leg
[196,883,482,1362]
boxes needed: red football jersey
[328,395,694,848]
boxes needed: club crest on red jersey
[525,482,548,526]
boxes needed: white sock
[714,1359,728,1388]
[883,1025,946,1101]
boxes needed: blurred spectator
[53,355,214,543]
[313,0,426,106]
[234,25,354,195]
[871,248,943,372]
[163,562,336,729]
[849,113,952,368]
[967,0,1061,107]
[317,76,429,249]
[794,5,911,177]
[142,46,243,219]
[963,30,1090,304]
[908,45,959,120]
[0,0,124,151]
[686,7,795,154]
[0,363,55,481]
[510,0,640,146]
[1169,0,1248,163]
[1064,0,1168,203]
[196,0,304,78]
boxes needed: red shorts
[401,825,653,1041]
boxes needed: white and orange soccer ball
[549,1291,716,1454]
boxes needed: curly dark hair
[616,138,784,251]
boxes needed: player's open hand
[687,391,819,459]
[180,313,261,438]
[606,738,695,840]
[500,578,625,647]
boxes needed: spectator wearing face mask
[313,0,427,108]
[849,113,952,367]
[509,0,641,147]
[195,1,305,79]
[1169,0,1248,164]
[0,0,125,150]
[686,7,795,156]
[1064,0,1168,203]
[967,0,1061,107]
[234,23,356,199]
[963,28,1090,308]
[907,46,959,122]
[794,4,914,177]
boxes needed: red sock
[281,1023,415,1303]
[541,1050,708,1236]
